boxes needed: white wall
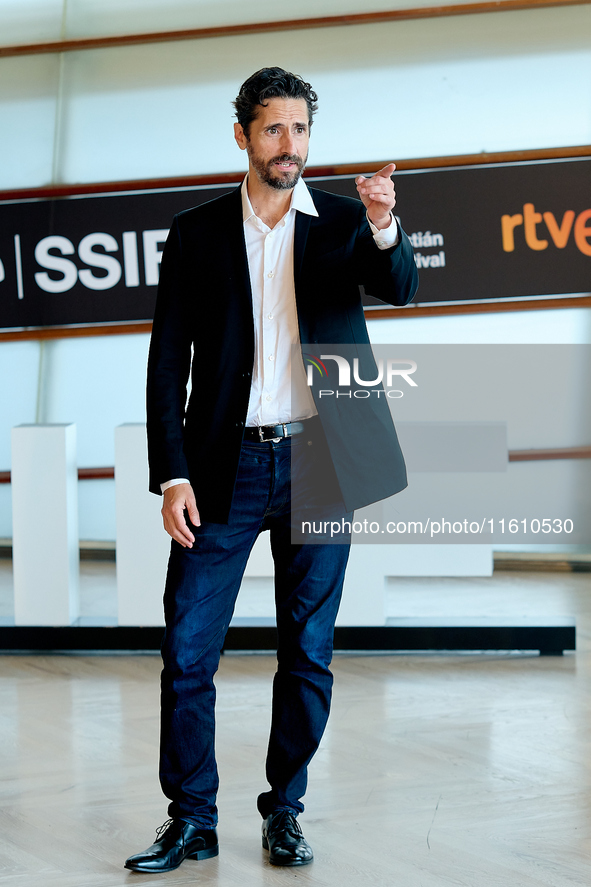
[1,6,591,189]
[368,307,591,347]
[1,335,149,539]
[2,311,589,542]
[1,0,590,542]
[0,0,586,44]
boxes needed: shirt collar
[241,174,319,225]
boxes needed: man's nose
[279,132,296,156]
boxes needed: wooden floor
[1,570,591,886]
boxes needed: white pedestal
[243,534,274,578]
[12,424,79,625]
[115,424,170,626]
[112,426,493,628]
[242,538,386,625]
[243,536,492,626]
[385,544,493,577]
[337,545,386,626]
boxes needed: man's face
[234,97,310,191]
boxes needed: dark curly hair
[233,67,318,138]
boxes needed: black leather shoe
[124,819,218,873]
[262,810,313,866]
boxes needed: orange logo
[501,204,591,255]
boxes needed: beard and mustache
[246,147,308,191]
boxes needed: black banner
[0,157,589,329]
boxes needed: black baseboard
[0,621,575,655]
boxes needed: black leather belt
[243,421,307,442]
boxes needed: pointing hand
[356,163,397,230]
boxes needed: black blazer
[147,184,418,523]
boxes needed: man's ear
[234,122,247,150]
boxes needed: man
[125,67,418,874]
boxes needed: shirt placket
[260,223,282,425]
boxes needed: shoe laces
[155,819,175,841]
[270,809,302,837]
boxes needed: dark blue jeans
[159,434,351,828]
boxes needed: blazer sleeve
[146,215,193,495]
[353,207,419,308]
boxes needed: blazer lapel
[228,186,252,300]
[221,185,253,313]
[293,209,312,293]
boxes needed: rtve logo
[501,204,591,255]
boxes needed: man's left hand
[355,162,397,230]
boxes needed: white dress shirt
[161,176,399,492]
[242,175,318,427]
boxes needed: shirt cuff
[367,212,399,249]
[161,478,191,492]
